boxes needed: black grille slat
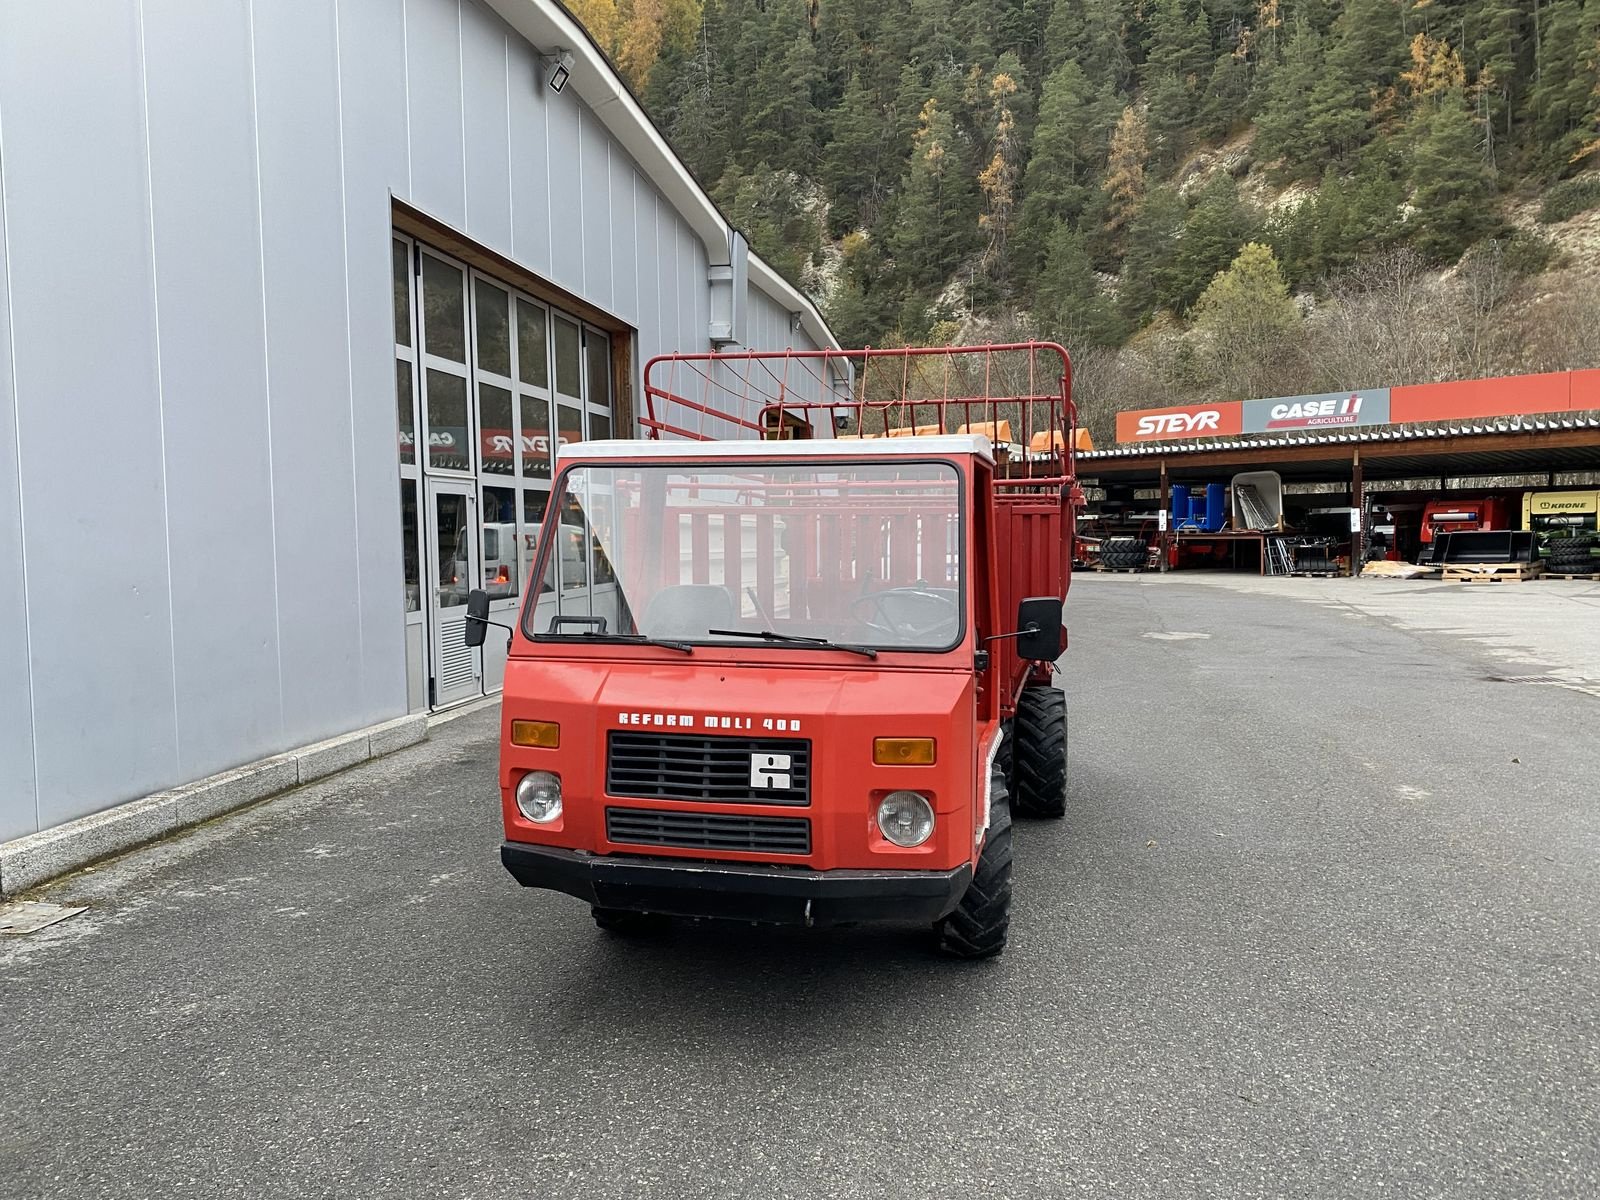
[607,732,811,806]
[605,807,811,855]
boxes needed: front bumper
[501,842,972,926]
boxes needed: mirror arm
[465,613,517,635]
[983,622,1041,645]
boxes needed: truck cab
[474,433,1066,958]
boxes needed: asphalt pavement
[2,575,1596,1199]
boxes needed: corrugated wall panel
[338,0,413,725]
[461,1,512,255]
[405,0,467,230]
[579,114,612,311]
[547,91,583,289]
[143,0,284,780]
[0,4,180,827]
[506,37,551,276]
[0,88,38,841]
[609,153,637,326]
[253,0,363,745]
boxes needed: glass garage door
[392,234,622,710]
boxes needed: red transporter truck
[467,344,1077,958]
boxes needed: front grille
[605,808,812,856]
[606,731,811,806]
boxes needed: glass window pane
[425,369,470,471]
[585,329,611,409]
[435,490,471,609]
[557,489,589,590]
[554,315,581,398]
[422,255,466,363]
[557,403,583,457]
[396,360,415,466]
[588,410,612,441]
[477,382,514,477]
[475,279,511,377]
[392,239,411,348]
[483,484,519,598]
[517,299,549,389]
[523,490,552,596]
[401,479,420,612]
[520,393,551,481]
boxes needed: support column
[1158,459,1171,574]
[1350,448,1364,578]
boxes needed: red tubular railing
[642,343,1077,491]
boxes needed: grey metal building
[0,0,838,842]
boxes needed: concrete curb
[0,713,428,898]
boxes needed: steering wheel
[849,587,959,643]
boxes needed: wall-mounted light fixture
[789,312,804,334]
[545,50,574,95]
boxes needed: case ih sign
[1243,388,1391,431]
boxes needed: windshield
[522,459,966,651]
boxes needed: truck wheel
[997,718,1015,794]
[592,907,668,936]
[1012,685,1067,819]
[937,770,1012,960]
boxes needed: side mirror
[1014,596,1063,662]
[463,589,490,647]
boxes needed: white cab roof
[559,435,995,463]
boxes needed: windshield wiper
[706,629,878,660]
[539,631,694,654]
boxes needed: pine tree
[1531,0,1600,174]
[979,69,1027,280]
[1036,224,1124,345]
[1014,60,1097,284]
[1253,19,1323,174]
[1167,174,1262,310]
[1102,106,1149,249]
[1142,0,1211,89]
[1118,186,1186,317]
[1409,88,1499,261]
[744,1,824,174]
[1303,0,1407,165]
[1191,241,1301,398]
[824,72,892,233]
[890,99,980,288]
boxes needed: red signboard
[1115,402,1244,443]
[1115,368,1600,444]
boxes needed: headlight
[876,791,934,847]
[516,771,563,823]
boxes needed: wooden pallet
[1290,570,1339,578]
[1090,566,1146,573]
[1440,562,1544,584]
[1535,570,1600,581]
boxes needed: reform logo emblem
[750,753,793,790]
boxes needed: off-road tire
[1012,684,1068,819]
[997,717,1015,794]
[592,907,668,936]
[936,771,1012,960]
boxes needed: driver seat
[641,584,736,639]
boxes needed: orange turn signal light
[873,737,936,765]
[510,720,561,749]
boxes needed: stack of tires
[1545,535,1599,576]
[1099,537,1148,570]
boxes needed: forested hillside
[571,0,1600,437]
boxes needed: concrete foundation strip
[0,712,431,898]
